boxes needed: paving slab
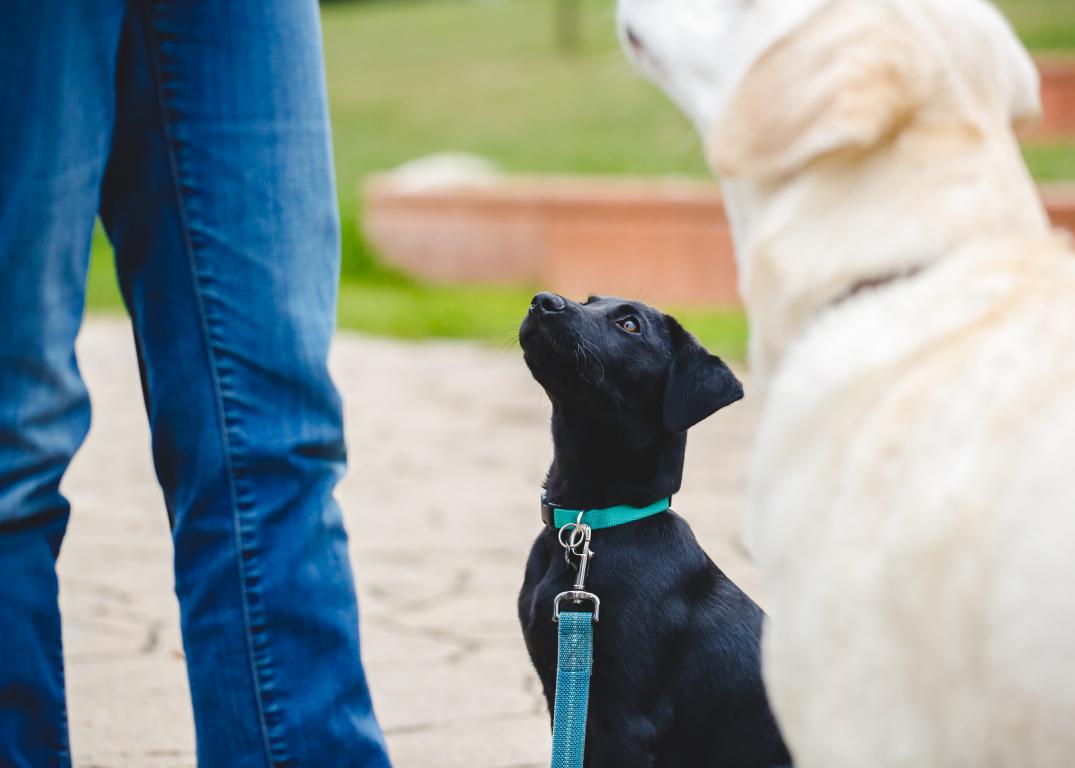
[59,318,763,767]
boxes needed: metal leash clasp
[553,512,600,623]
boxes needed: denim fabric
[0,2,391,766]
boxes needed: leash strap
[551,610,594,768]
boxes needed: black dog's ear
[662,319,744,434]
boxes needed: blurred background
[85,0,1075,361]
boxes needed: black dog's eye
[617,316,642,334]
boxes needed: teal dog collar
[541,495,672,530]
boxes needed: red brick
[363,177,1075,306]
[1036,58,1075,139]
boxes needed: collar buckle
[540,494,561,529]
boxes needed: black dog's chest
[517,515,791,768]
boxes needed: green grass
[337,278,534,344]
[1024,141,1075,181]
[321,0,706,275]
[336,278,749,357]
[87,0,1075,360]
[994,0,1075,52]
[87,230,124,313]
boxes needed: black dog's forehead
[582,294,661,320]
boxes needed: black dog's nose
[531,292,566,315]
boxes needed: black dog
[517,292,790,767]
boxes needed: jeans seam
[141,7,287,766]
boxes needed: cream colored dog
[618,0,1075,765]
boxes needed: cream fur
[619,0,1075,764]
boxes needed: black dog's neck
[543,400,685,511]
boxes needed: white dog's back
[750,236,1075,766]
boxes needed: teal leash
[551,517,598,768]
[546,498,670,767]
[551,611,593,768]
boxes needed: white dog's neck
[723,119,1051,381]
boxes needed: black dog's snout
[530,292,566,315]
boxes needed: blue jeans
[0,2,391,766]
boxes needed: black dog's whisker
[579,336,606,385]
[573,340,593,384]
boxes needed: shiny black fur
[517,293,791,768]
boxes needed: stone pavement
[60,318,764,768]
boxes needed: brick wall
[1037,59,1075,139]
[365,178,1075,307]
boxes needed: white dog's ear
[708,1,929,181]
[931,0,1041,133]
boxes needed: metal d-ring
[557,512,587,547]
[557,522,578,550]
[553,590,600,623]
